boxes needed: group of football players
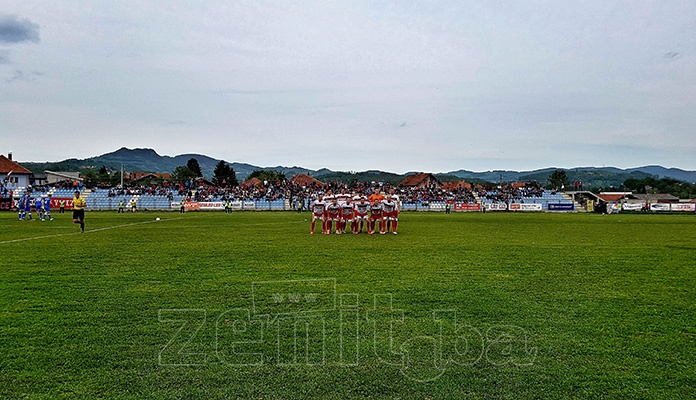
[16,192,54,222]
[310,189,400,235]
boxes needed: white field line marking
[0,217,186,245]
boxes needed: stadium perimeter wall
[4,197,693,212]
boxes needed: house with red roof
[398,173,441,189]
[243,177,263,187]
[0,153,33,190]
[441,181,472,190]
[290,173,323,187]
[128,172,172,185]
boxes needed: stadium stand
[9,175,578,211]
[480,190,573,210]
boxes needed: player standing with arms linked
[72,191,86,232]
[325,196,342,234]
[339,196,355,234]
[353,195,370,234]
[310,194,327,235]
[369,199,384,235]
[387,189,401,233]
[382,194,399,235]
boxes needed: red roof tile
[0,155,33,175]
[441,181,471,190]
[290,173,323,186]
[243,177,263,187]
[598,194,627,202]
[398,173,440,187]
[129,172,171,181]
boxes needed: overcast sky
[2,1,695,173]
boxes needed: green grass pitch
[1,211,694,399]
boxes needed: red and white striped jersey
[382,200,397,214]
[341,203,354,217]
[390,195,401,210]
[370,203,383,216]
[326,203,341,216]
[354,201,370,214]
[312,200,327,215]
[336,193,350,205]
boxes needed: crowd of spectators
[400,183,477,204]
[88,178,483,206]
[104,186,172,198]
[7,177,550,206]
[479,182,545,204]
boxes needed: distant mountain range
[22,147,315,182]
[20,147,696,188]
[446,166,696,184]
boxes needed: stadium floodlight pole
[120,164,124,188]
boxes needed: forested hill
[19,147,696,187]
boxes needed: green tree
[213,160,238,187]
[623,177,696,199]
[186,158,203,178]
[172,166,196,182]
[548,169,569,190]
[81,169,98,187]
[109,171,122,187]
[97,166,110,184]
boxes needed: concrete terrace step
[562,193,583,211]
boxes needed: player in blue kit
[26,194,35,220]
[35,197,45,220]
[17,193,25,220]
[42,195,54,221]
[19,192,32,221]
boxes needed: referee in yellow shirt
[72,190,87,233]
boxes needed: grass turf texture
[1,211,694,399]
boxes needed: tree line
[76,164,696,199]
[547,169,695,199]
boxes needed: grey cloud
[4,70,43,83]
[0,14,40,44]
[5,70,24,83]
[0,50,9,64]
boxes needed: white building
[1,153,33,191]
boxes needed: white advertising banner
[670,203,695,212]
[243,201,255,209]
[621,203,643,211]
[650,203,671,212]
[509,203,543,211]
[486,203,507,211]
[198,201,225,210]
[230,201,243,210]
